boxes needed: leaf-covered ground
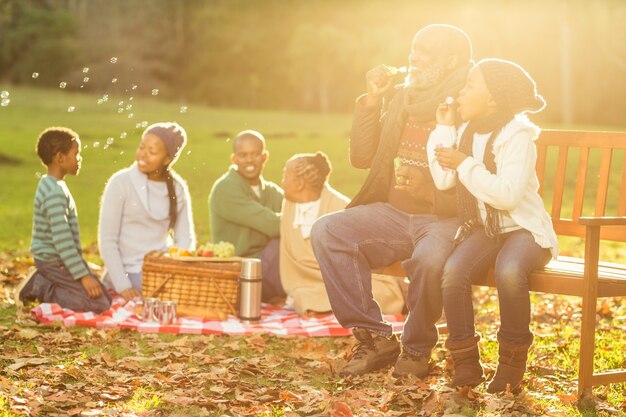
[1,253,624,417]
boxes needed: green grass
[0,85,364,251]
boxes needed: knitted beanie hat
[143,122,187,164]
[476,58,546,115]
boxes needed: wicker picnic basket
[142,251,241,316]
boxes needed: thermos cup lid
[240,258,262,278]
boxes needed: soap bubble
[117,108,124,114]
[103,144,109,150]
[151,89,159,96]
[131,84,138,90]
[59,82,67,89]
[129,97,134,101]
[120,132,127,139]
[67,106,76,112]
[102,94,109,102]
[32,72,39,79]
[120,151,125,155]
[97,99,103,105]
[93,141,100,148]
[35,172,42,179]
[0,91,9,99]
[1,99,10,107]
[82,67,89,74]
[111,78,118,84]
[110,57,118,64]
[127,113,134,118]
[141,121,148,128]
[187,150,191,155]
[106,137,114,145]
[83,77,90,83]
[125,104,133,110]
[179,106,188,113]
[118,100,124,106]
[135,122,142,129]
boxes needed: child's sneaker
[13,269,38,308]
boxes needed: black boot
[487,333,533,393]
[446,335,484,387]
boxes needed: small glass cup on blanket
[158,301,177,325]
[137,297,160,322]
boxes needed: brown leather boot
[340,328,401,376]
[487,333,533,393]
[446,335,484,387]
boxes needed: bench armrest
[578,216,626,226]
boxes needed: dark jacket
[347,89,456,217]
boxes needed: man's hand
[435,146,468,170]
[365,65,395,106]
[120,287,142,302]
[394,166,428,197]
[80,275,103,299]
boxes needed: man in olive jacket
[311,24,472,378]
[209,130,285,302]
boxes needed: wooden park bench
[377,129,626,398]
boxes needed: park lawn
[0,88,625,414]
[0,86,365,252]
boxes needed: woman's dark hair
[36,127,79,165]
[289,151,332,193]
[164,171,178,230]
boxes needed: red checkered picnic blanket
[30,296,406,337]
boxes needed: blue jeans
[311,202,458,355]
[259,238,285,302]
[33,259,112,314]
[441,228,551,344]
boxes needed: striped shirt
[30,175,89,280]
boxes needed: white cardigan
[427,116,558,258]
[98,163,196,292]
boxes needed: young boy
[15,127,111,313]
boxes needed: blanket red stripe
[30,296,406,337]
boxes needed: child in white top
[99,122,195,301]
[427,58,557,392]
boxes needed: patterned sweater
[30,175,89,280]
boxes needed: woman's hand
[120,287,142,302]
[435,146,468,170]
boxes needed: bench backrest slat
[595,148,613,216]
[619,151,626,216]
[536,130,626,243]
[551,146,569,220]
[572,147,589,220]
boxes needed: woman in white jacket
[99,123,195,301]
[427,59,557,393]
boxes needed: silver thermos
[238,258,262,323]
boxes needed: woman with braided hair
[99,122,196,301]
[281,152,404,316]
[427,58,558,392]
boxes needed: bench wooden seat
[379,255,626,298]
[376,129,626,398]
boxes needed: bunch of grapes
[196,241,236,258]
[209,241,236,258]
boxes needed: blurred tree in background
[1,0,625,126]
